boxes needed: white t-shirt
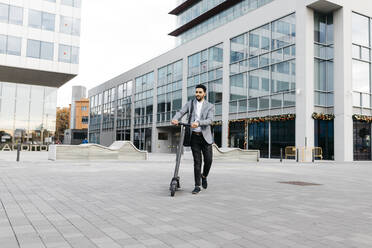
[192,100,203,133]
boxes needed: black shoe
[192,186,201,194]
[201,176,208,189]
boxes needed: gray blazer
[172,99,215,144]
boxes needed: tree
[55,107,70,142]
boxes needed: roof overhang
[307,0,342,13]
[169,0,202,15]
[0,65,76,88]
[169,0,244,37]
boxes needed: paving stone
[0,153,372,248]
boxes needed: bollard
[296,148,299,163]
[16,143,21,162]
[280,148,283,163]
[312,149,315,163]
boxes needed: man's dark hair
[195,84,207,92]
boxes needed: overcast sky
[57,0,176,107]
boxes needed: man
[171,84,215,194]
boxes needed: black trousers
[190,133,213,186]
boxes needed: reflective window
[26,40,40,58]
[71,46,79,64]
[187,43,223,109]
[353,60,370,93]
[352,13,372,108]
[314,12,334,107]
[177,0,274,45]
[229,13,296,113]
[60,16,81,36]
[28,10,55,31]
[0,4,9,23]
[352,13,370,47]
[42,12,55,31]
[7,36,22,56]
[9,6,23,25]
[28,10,42,28]
[0,4,23,25]
[41,42,54,60]
[157,60,183,123]
[0,34,6,54]
[61,0,81,8]
[59,44,79,64]
[27,40,54,60]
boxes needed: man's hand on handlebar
[171,119,179,125]
[191,122,199,128]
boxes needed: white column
[333,6,353,162]
[221,39,230,148]
[295,5,315,161]
[151,70,158,153]
[182,56,188,108]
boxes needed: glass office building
[0,83,56,146]
[0,1,82,149]
[89,0,372,162]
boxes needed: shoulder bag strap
[188,100,194,124]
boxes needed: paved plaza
[0,152,371,248]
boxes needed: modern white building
[88,0,372,162]
[0,0,82,147]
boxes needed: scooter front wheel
[170,180,177,197]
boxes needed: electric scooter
[169,122,190,197]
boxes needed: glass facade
[353,121,371,161]
[89,93,102,144]
[102,88,115,131]
[248,122,269,158]
[177,0,274,45]
[157,60,183,123]
[117,81,132,141]
[314,12,334,107]
[135,72,154,126]
[187,43,223,115]
[177,0,225,27]
[0,82,57,149]
[229,13,296,113]
[314,120,334,160]
[352,12,372,109]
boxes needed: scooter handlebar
[177,122,191,127]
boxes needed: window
[352,13,370,47]
[27,40,54,60]
[0,4,23,25]
[9,6,23,25]
[59,44,79,64]
[28,10,55,31]
[82,116,88,124]
[61,0,81,8]
[6,36,22,56]
[60,16,81,36]
[0,4,8,23]
[0,35,6,54]
[81,106,87,111]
